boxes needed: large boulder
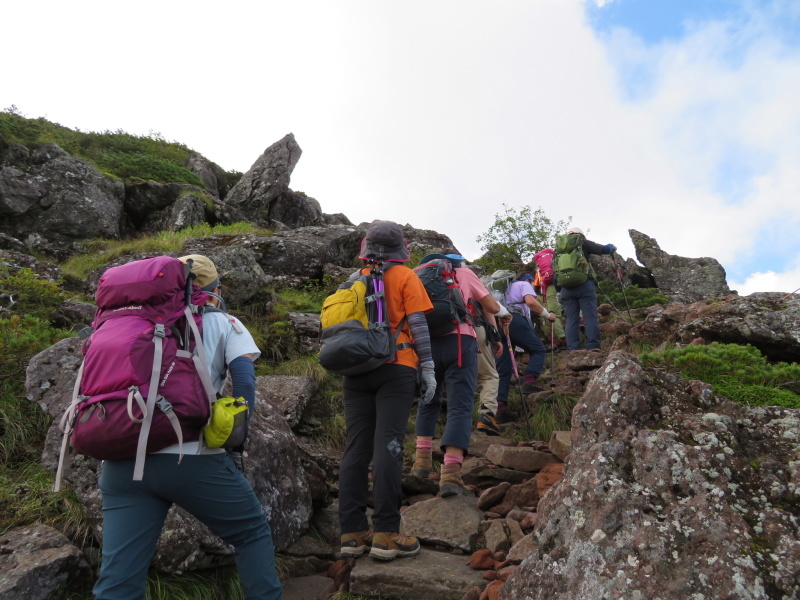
[124,181,212,233]
[629,229,730,302]
[0,144,125,248]
[217,134,313,228]
[0,524,92,600]
[500,351,800,600]
[25,337,313,574]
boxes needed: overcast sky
[3,0,799,295]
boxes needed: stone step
[349,547,485,600]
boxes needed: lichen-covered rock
[25,337,313,574]
[0,143,124,245]
[0,524,92,600]
[500,351,800,600]
[630,229,730,302]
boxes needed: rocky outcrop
[216,133,315,228]
[0,143,125,250]
[124,181,212,233]
[630,229,730,302]
[24,337,314,573]
[0,525,92,600]
[500,351,800,600]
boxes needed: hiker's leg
[339,372,378,534]
[159,453,281,600]
[560,290,582,351]
[546,285,565,340]
[438,335,478,453]
[370,364,417,533]
[475,325,499,414]
[509,314,546,379]
[415,337,447,438]
[93,458,171,600]
[495,340,511,405]
[579,282,601,349]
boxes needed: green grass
[0,110,243,188]
[596,279,667,314]
[503,389,578,443]
[61,222,272,279]
[640,342,800,409]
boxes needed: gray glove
[419,361,437,405]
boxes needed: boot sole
[369,545,420,561]
[440,483,474,498]
[339,546,368,558]
[477,424,501,436]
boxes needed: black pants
[339,363,417,534]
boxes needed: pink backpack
[55,256,217,489]
[532,249,555,287]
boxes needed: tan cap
[179,254,220,291]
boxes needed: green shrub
[596,279,667,312]
[640,342,800,409]
[0,268,68,322]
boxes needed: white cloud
[1,0,799,293]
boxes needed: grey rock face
[25,337,313,574]
[0,143,125,245]
[218,133,306,227]
[124,181,211,231]
[500,351,800,600]
[630,229,730,302]
[0,524,92,600]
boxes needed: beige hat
[179,254,220,291]
[567,227,585,236]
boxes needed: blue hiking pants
[560,280,600,350]
[415,334,478,453]
[496,314,546,404]
[94,452,282,600]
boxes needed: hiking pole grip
[184,258,196,307]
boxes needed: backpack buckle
[154,324,166,338]
[155,396,174,414]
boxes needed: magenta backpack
[533,249,555,287]
[55,256,217,489]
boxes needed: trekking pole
[503,324,535,441]
[781,287,800,300]
[550,325,556,393]
[611,256,634,323]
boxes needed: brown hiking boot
[411,447,432,478]
[439,463,473,498]
[340,529,374,557]
[476,411,501,436]
[369,532,420,561]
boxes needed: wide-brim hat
[359,220,410,263]
[419,253,466,267]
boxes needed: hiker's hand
[493,341,503,358]
[499,314,512,326]
[547,312,557,322]
[604,244,616,254]
[419,361,436,405]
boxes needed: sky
[2,0,799,295]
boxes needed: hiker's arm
[406,311,432,364]
[476,292,502,315]
[582,239,611,255]
[229,355,256,420]
[524,294,556,322]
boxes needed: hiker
[532,248,566,349]
[93,254,282,600]
[473,288,508,437]
[495,271,556,415]
[557,227,616,351]
[338,221,436,562]
[412,253,503,496]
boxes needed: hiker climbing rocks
[92,254,282,600]
[532,248,566,349]
[555,227,616,351]
[337,221,435,562]
[412,253,503,496]
[495,271,556,411]
[473,293,508,437]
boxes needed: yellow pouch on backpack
[204,397,249,449]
